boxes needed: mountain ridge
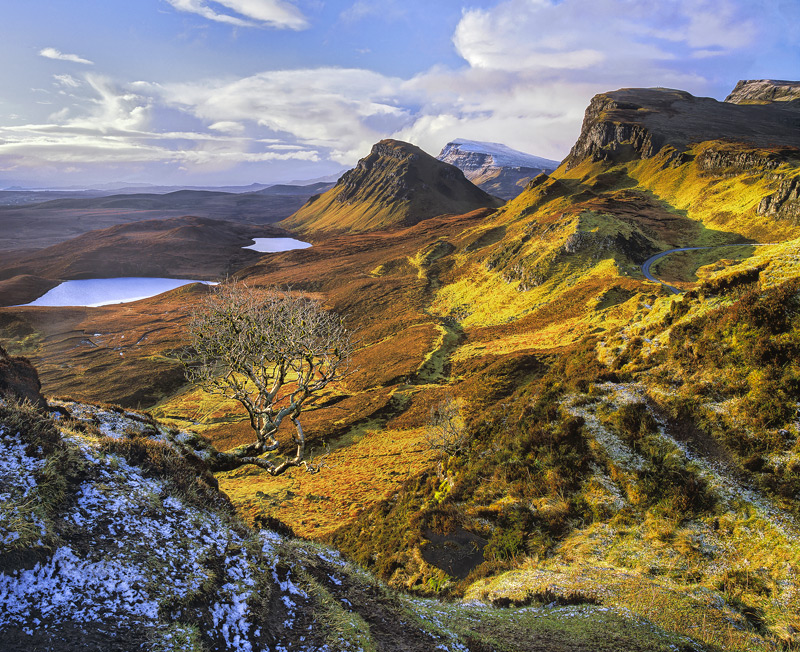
[438,139,560,200]
[281,139,503,233]
[563,86,800,171]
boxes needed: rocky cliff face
[283,139,502,233]
[758,175,800,223]
[725,79,800,105]
[437,140,560,200]
[563,87,800,170]
[0,345,46,408]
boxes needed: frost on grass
[0,403,288,651]
[563,391,647,473]
[0,427,47,548]
[55,400,167,441]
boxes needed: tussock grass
[0,398,85,555]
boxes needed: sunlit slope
[282,139,503,234]
[333,248,800,651]
[425,84,800,353]
[557,85,800,242]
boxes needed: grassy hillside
[0,397,699,651]
[282,140,502,234]
[332,258,800,651]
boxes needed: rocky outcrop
[437,140,560,200]
[725,79,800,105]
[283,139,502,233]
[562,228,657,264]
[0,345,46,408]
[757,175,800,223]
[696,147,783,173]
[564,87,800,170]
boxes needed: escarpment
[564,87,800,170]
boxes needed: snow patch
[440,139,560,170]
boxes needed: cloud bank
[7,0,795,186]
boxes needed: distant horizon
[0,136,557,191]
[3,0,798,188]
[0,171,346,192]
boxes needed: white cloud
[53,74,82,89]
[165,0,308,29]
[0,72,325,180]
[39,47,94,65]
[208,120,246,134]
[6,0,781,186]
[396,67,602,161]
[160,68,414,162]
[453,0,757,76]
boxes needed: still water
[24,278,216,307]
[243,238,311,252]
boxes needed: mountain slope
[438,139,560,199]
[282,139,503,234]
[557,85,800,243]
[0,395,695,652]
[563,86,800,169]
[3,80,800,652]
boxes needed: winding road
[641,244,771,294]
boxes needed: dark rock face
[564,87,800,170]
[332,139,488,211]
[696,147,783,174]
[725,79,800,105]
[0,345,46,408]
[758,176,800,223]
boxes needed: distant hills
[282,139,503,233]
[0,216,288,306]
[0,182,334,253]
[437,139,560,199]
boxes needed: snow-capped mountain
[437,139,561,200]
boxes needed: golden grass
[217,425,437,538]
[625,144,800,243]
[440,260,644,360]
[467,496,800,652]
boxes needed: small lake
[23,278,216,307]
[244,237,311,253]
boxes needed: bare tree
[179,281,353,475]
[425,395,468,459]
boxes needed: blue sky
[1,0,798,188]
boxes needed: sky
[1,0,798,188]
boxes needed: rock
[725,79,800,105]
[757,176,800,223]
[283,139,503,233]
[563,86,800,170]
[0,345,47,408]
[437,139,560,200]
